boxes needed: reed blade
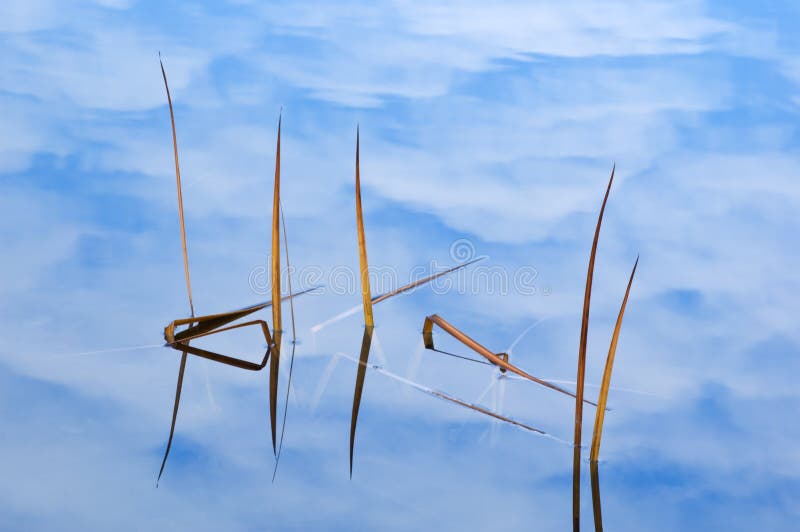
[590,460,604,532]
[573,165,615,532]
[273,206,298,481]
[169,288,316,343]
[157,55,194,483]
[167,319,273,370]
[349,127,376,478]
[269,113,282,455]
[355,126,374,327]
[159,55,194,318]
[157,350,187,486]
[349,326,374,477]
[371,257,485,305]
[590,256,638,462]
[310,257,483,336]
[338,350,551,438]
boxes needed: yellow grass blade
[590,256,638,462]
[355,126,374,327]
[573,165,615,532]
[269,113,282,455]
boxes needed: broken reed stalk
[422,314,598,406]
[573,165,615,532]
[590,256,638,463]
[164,289,315,345]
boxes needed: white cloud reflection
[0,1,799,530]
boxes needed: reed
[590,460,603,532]
[157,53,192,486]
[346,129,482,476]
[590,257,638,463]
[573,166,615,531]
[156,58,296,483]
[273,206,299,481]
[269,114,283,455]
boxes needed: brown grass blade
[269,113,282,455]
[590,256,638,462]
[355,126,374,327]
[349,325,374,477]
[573,164,615,532]
[423,314,598,404]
